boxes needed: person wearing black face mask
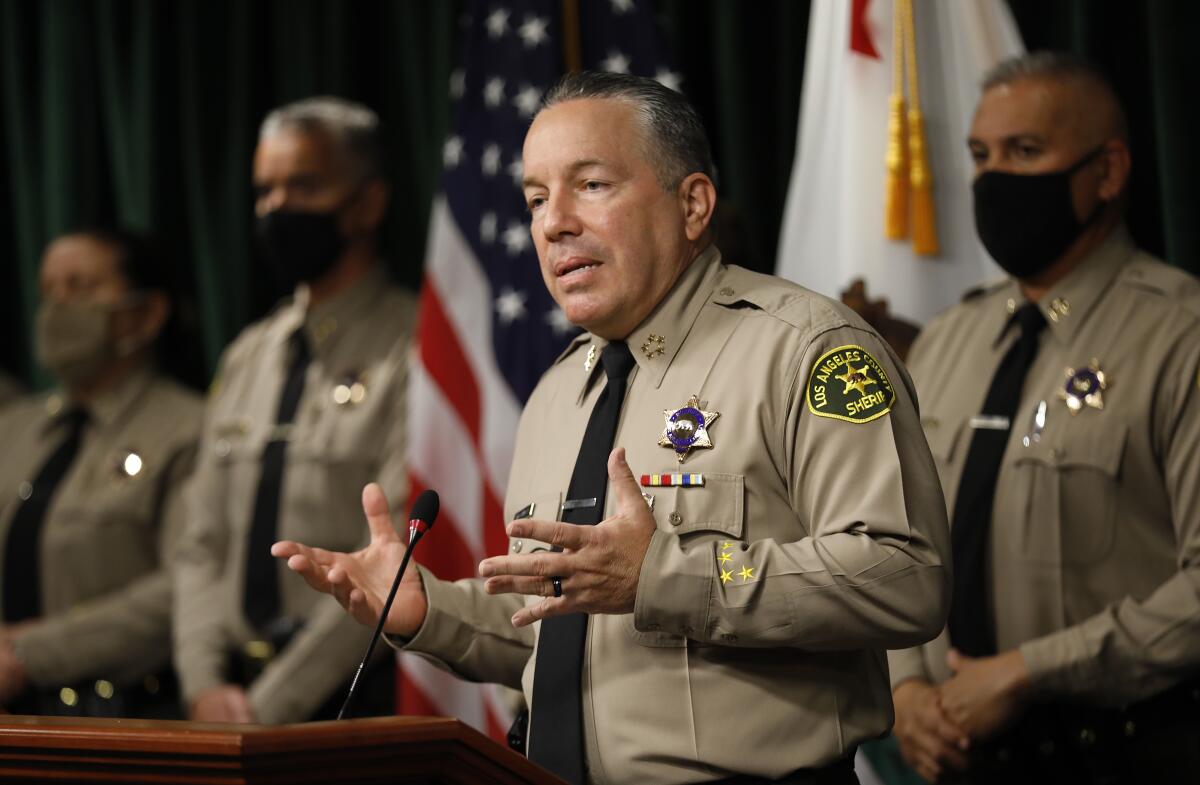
[172,97,416,726]
[887,52,1200,785]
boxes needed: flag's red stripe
[417,280,482,445]
[407,476,480,579]
[849,0,880,58]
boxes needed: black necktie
[948,303,1046,656]
[3,407,89,622]
[244,327,311,630]
[528,341,636,785]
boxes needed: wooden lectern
[0,714,566,784]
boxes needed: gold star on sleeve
[721,541,735,551]
[738,565,756,583]
[718,552,733,565]
[720,568,734,585]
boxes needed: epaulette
[551,332,592,366]
[960,277,1009,303]
[1118,257,1200,299]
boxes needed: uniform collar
[573,245,723,402]
[41,365,154,434]
[992,225,1134,347]
[270,265,389,355]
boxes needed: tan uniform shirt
[0,372,21,409]
[173,267,415,723]
[399,248,951,784]
[889,228,1200,706]
[0,368,201,690]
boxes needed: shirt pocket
[1009,422,1128,565]
[923,416,968,508]
[626,473,745,648]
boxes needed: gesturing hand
[271,483,428,637]
[478,447,656,628]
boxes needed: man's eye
[1015,145,1041,159]
[584,180,604,191]
[527,196,545,211]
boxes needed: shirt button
[18,481,32,501]
[214,439,232,458]
[668,511,682,526]
[719,287,735,297]
[722,633,738,643]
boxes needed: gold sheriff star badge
[660,395,719,463]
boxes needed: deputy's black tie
[948,303,1046,656]
[3,407,89,622]
[528,341,636,785]
[244,327,311,629]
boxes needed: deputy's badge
[659,395,719,462]
[584,344,597,373]
[1059,360,1108,415]
[332,370,367,407]
[640,334,665,360]
[806,345,895,424]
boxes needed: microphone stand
[337,516,430,720]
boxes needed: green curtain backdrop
[3,0,1197,391]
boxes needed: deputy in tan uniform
[888,53,1200,784]
[172,97,414,724]
[275,72,951,785]
[0,228,201,717]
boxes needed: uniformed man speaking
[888,53,1200,784]
[274,73,951,784]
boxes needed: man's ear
[1097,138,1131,202]
[351,179,391,234]
[678,173,717,242]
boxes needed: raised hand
[271,483,428,637]
[478,447,656,628]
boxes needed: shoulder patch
[806,345,896,423]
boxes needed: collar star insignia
[1059,359,1109,415]
[640,333,665,359]
[835,362,878,396]
[659,394,719,462]
[583,344,597,373]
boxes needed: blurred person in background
[172,96,415,724]
[0,227,202,718]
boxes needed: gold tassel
[907,108,939,255]
[884,0,909,239]
[902,0,939,256]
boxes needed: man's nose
[541,194,581,241]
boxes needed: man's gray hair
[541,71,715,189]
[982,51,1128,138]
[260,96,385,182]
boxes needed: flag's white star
[654,68,683,92]
[601,50,631,74]
[481,143,502,176]
[480,212,498,244]
[502,221,532,255]
[449,69,466,99]
[483,76,506,108]
[518,15,549,48]
[485,8,509,38]
[513,85,542,118]
[610,0,635,12]
[507,155,524,188]
[495,287,528,324]
[442,136,465,168]
[545,307,576,335]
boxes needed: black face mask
[972,146,1105,279]
[255,207,347,291]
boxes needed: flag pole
[561,0,582,72]
[884,0,909,240]
[903,0,940,255]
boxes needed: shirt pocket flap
[663,472,744,538]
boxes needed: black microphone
[337,489,440,720]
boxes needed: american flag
[401,0,679,740]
